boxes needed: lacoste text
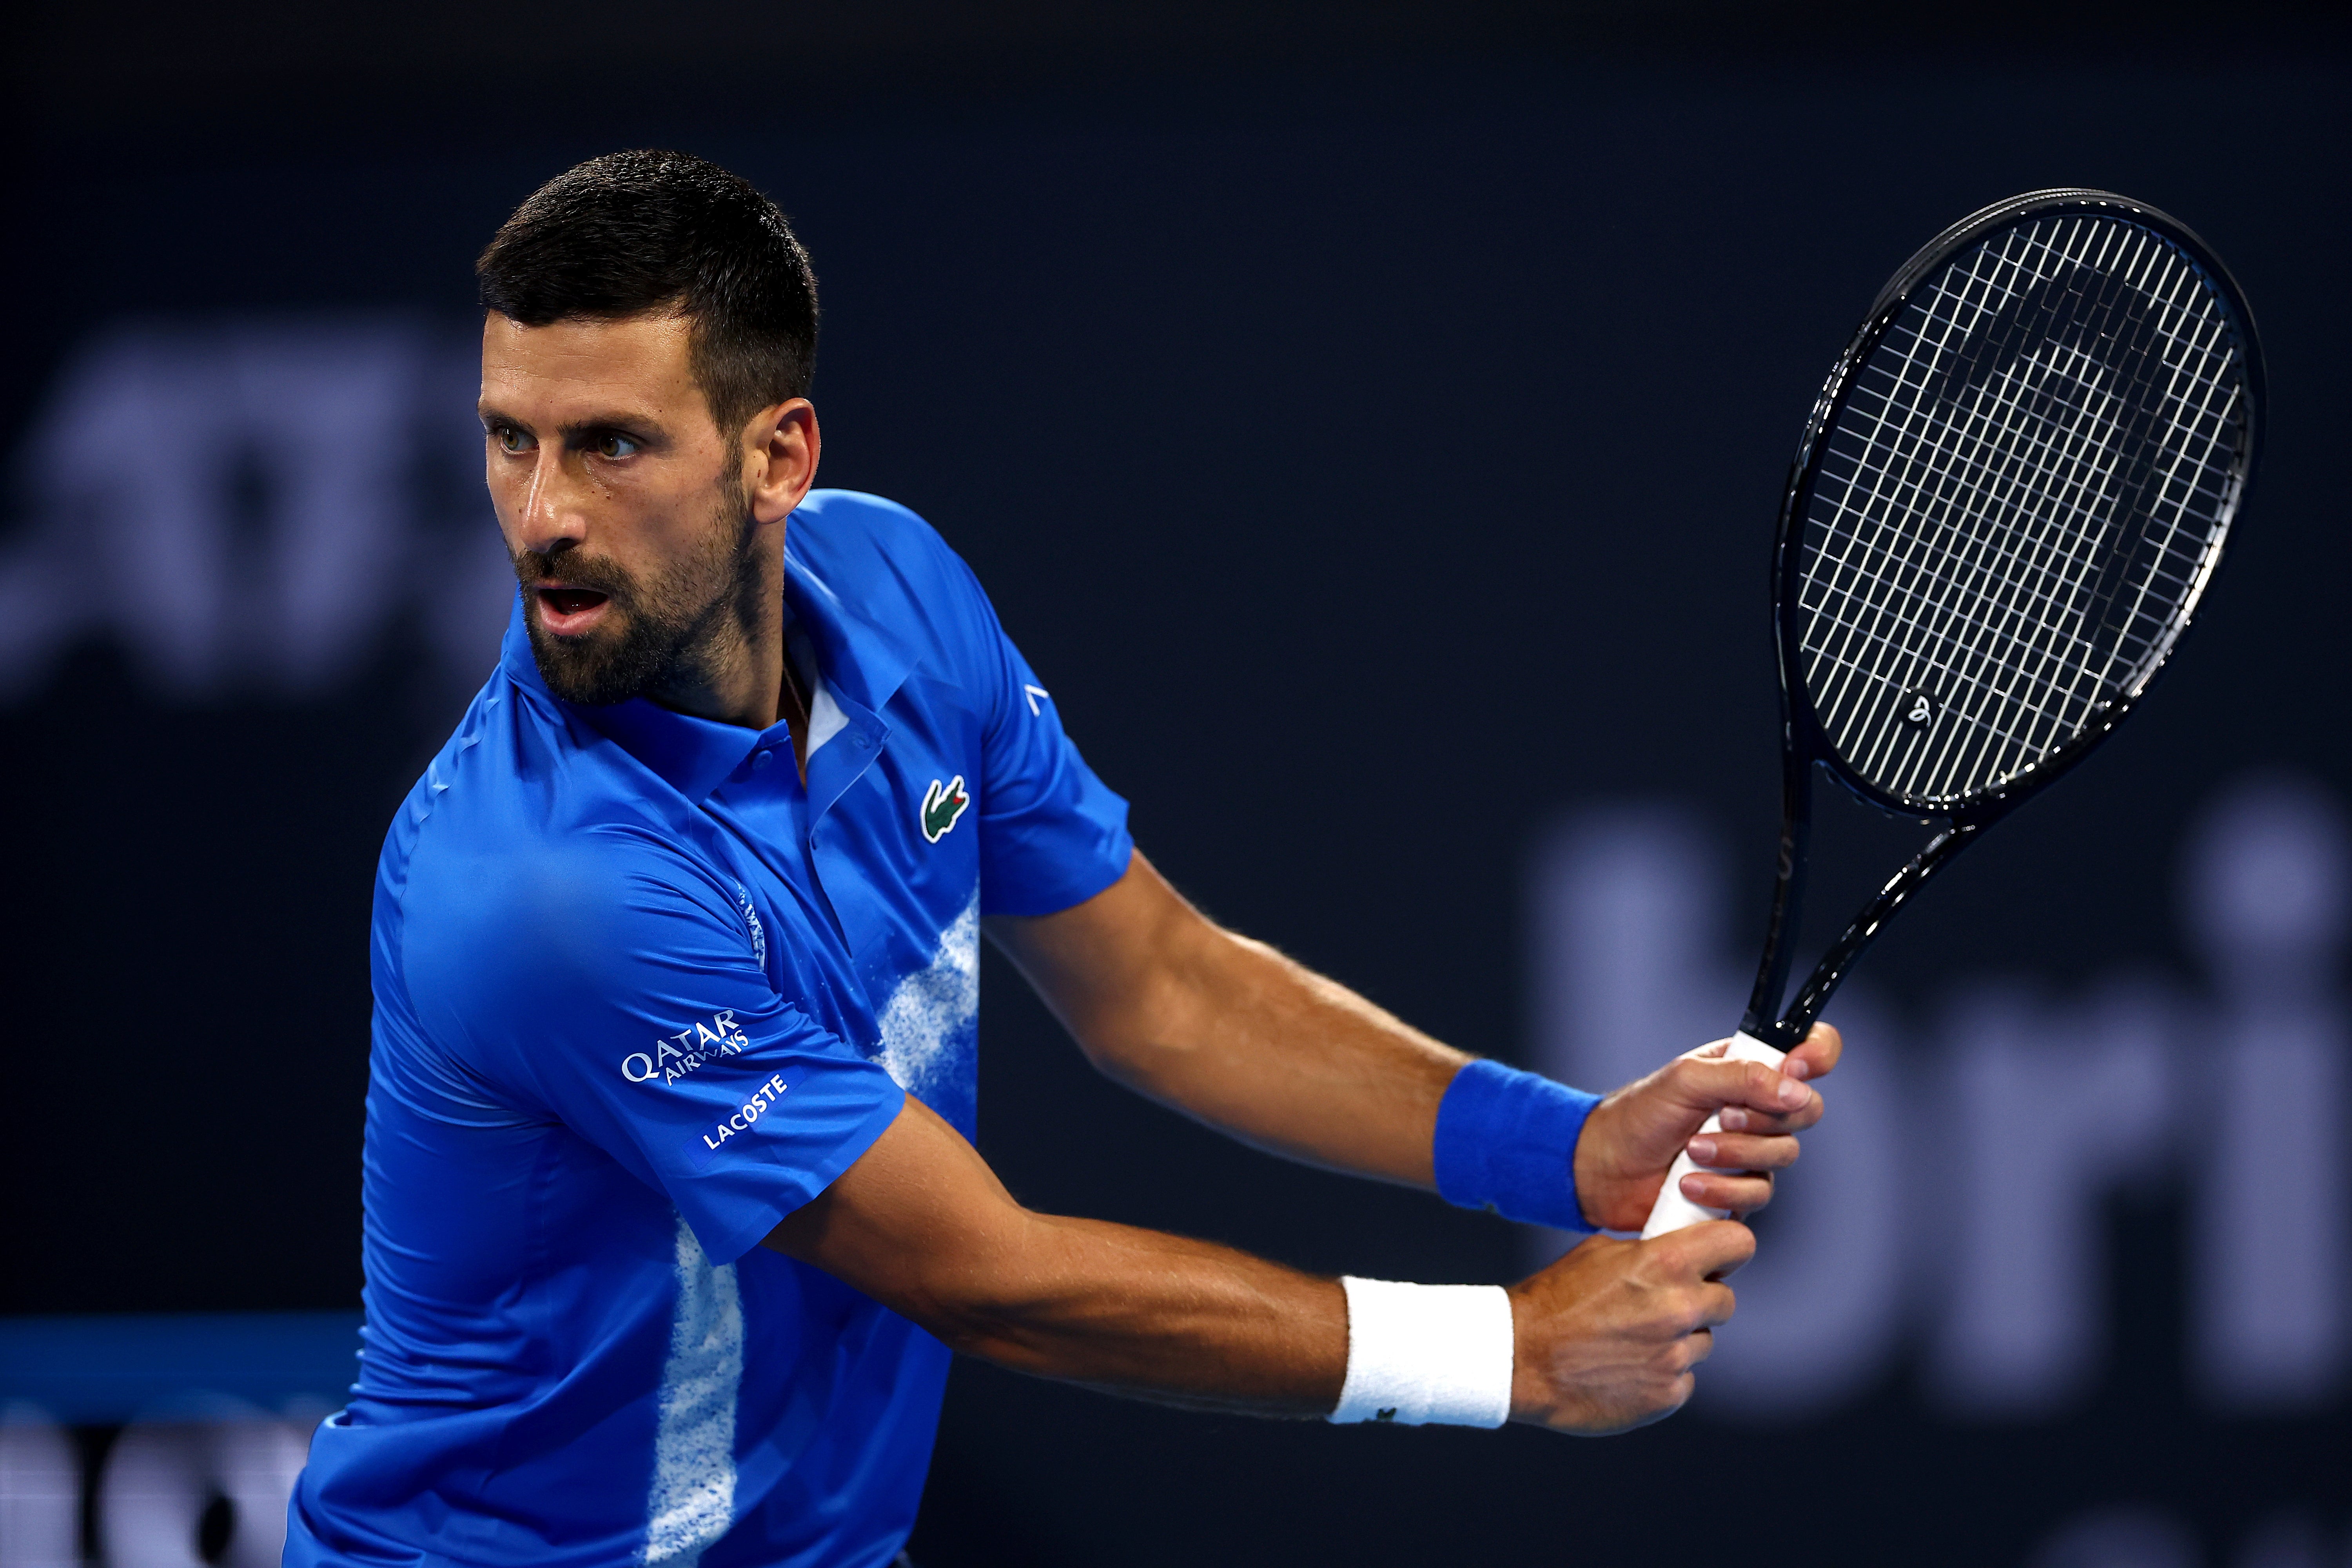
[701,1074,793,1153]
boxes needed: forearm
[921,1210,1342,1413]
[1104,925,1465,1185]
[989,854,1469,1187]
[765,1097,1345,1414]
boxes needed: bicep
[983,849,1216,1071]
[760,1096,1035,1334]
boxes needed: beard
[515,475,761,708]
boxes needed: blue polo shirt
[289,490,1133,1568]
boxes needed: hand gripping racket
[1641,189,2264,1238]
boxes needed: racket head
[1774,189,2264,822]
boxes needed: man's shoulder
[387,684,716,936]
[789,489,983,610]
[393,770,733,1037]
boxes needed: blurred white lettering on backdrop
[1526,777,2352,1422]
[0,316,509,703]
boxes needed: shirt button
[753,750,773,770]
[853,734,870,750]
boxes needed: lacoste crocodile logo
[920,775,971,844]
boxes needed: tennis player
[287,150,1840,1568]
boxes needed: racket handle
[1638,1030,1788,1240]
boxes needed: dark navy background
[2,5,2346,1564]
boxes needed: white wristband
[1327,1277,1515,1428]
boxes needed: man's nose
[512,445,592,557]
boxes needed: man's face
[478,312,754,706]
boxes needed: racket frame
[1739,189,2265,1052]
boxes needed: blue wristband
[1432,1059,1601,1232]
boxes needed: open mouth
[535,586,612,634]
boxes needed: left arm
[985,851,1840,1228]
[987,849,1466,1188]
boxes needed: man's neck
[777,646,813,782]
[645,540,791,733]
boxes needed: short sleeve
[966,576,1135,917]
[400,827,906,1263]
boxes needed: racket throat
[1739,817,1813,1050]
[1749,820,1985,1050]
[1739,756,1817,1051]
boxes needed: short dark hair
[477,150,819,437]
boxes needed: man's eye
[492,425,532,454]
[593,434,641,459]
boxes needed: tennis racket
[1642,188,2265,1239]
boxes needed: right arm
[762,1095,1756,1434]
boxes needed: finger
[1783,1020,1843,1082]
[1685,1131,1802,1172]
[1679,1171,1773,1215]
[1652,1217,1755,1281]
[1695,1280,1736,1329]
[1715,1103,1814,1135]
[1673,1058,1819,1122]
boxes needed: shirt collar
[780,535,918,715]
[495,514,922,805]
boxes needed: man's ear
[745,398,821,525]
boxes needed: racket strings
[1827,232,2170,749]
[1833,222,2234,760]
[1795,212,2245,806]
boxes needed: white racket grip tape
[1638,1030,1788,1240]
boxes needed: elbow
[1072,1026,1167,1091]
[895,1279,1063,1376]
[1074,1026,1214,1110]
[1069,944,1246,1094]
[881,1218,1104,1379]
[922,1307,1035,1368]
[866,1218,1046,1367]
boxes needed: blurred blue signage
[0,1312,363,1423]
